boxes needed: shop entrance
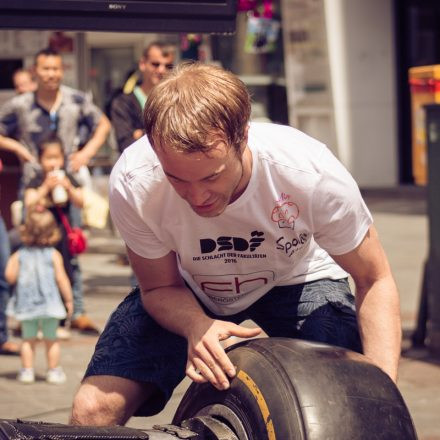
[394,0,440,184]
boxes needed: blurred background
[1,0,439,209]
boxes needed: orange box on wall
[409,65,440,186]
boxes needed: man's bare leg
[70,375,157,426]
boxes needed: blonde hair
[19,206,61,247]
[144,62,251,154]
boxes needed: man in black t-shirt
[110,41,176,153]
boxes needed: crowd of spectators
[0,41,176,382]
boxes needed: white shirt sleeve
[311,147,373,255]
[109,157,171,259]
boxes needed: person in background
[0,67,38,343]
[12,69,37,95]
[0,148,19,355]
[5,205,73,384]
[110,41,176,153]
[24,133,88,338]
[0,207,20,356]
[110,41,176,287]
[70,63,401,426]
[0,47,111,333]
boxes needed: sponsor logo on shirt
[192,231,267,265]
[271,192,299,230]
[276,232,310,258]
[271,192,310,258]
[199,231,265,253]
[193,270,275,303]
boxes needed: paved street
[0,186,439,439]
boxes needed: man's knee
[70,392,105,426]
[70,376,139,426]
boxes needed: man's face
[156,138,249,218]
[139,46,174,90]
[34,54,63,92]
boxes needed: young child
[25,133,85,211]
[24,133,99,336]
[5,205,73,384]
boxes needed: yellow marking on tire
[237,370,276,439]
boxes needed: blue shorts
[84,278,361,416]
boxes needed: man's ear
[244,124,249,140]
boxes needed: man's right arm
[127,246,261,390]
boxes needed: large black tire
[173,338,417,440]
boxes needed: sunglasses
[150,61,174,70]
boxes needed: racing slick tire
[173,337,417,440]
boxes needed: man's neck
[36,88,61,112]
[140,82,153,96]
[231,146,253,203]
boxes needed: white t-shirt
[110,122,373,316]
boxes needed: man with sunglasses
[110,41,176,153]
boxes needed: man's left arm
[331,224,401,382]
[69,114,111,173]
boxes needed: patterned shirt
[0,85,103,181]
[6,247,67,321]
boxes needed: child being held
[24,133,99,335]
[5,205,73,384]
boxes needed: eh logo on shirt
[200,231,265,254]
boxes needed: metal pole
[76,32,87,93]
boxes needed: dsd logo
[200,231,265,253]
